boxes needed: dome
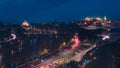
[22,20,29,27]
[85,17,93,21]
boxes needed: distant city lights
[85,16,106,21]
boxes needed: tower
[104,16,107,21]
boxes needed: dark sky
[0,0,120,23]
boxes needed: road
[31,35,96,68]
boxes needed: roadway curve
[30,35,96,68]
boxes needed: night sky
[0,0,120,23]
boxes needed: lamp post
[0,54,2,67]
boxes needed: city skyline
[0,11,120,67]
[0,0,120,23]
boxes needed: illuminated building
[22,20,30,27]
[96,17,102,21]
[104,16,107,21]
[21,20,31,30]
[85,17,93,21]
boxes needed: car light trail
[71,35,81,49]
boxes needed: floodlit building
[104,16,107,21]
[85,17,93,21]
[21,20,31,30]
[22,20,30,27]
[96,17,102,21]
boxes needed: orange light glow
[96,17,102,21]
[22,20,29,27]
[85,17,93,21]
